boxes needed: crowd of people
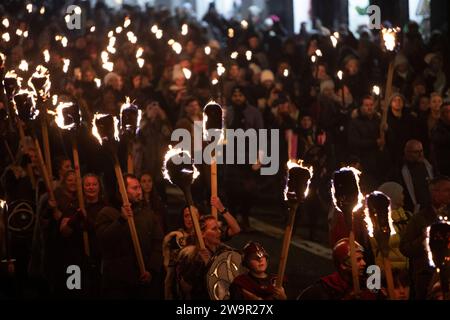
[0,1,449,300]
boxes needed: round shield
[7,200,35,235]
[206,250,245,300]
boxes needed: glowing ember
[55,102,80,130]
[331,166,365,213]
[18,60,29,72]
[62,58,70,73]
[337,70,343,80]
[240,20,248,29]
[204,46,211,55]
[91,113,119,145]
[230,51,238,59]
[163,145,200,185]
[43,49,50,63]
[382,27,400,52]
[372,85,380,96]
[181,24,188,36]
[283,69,289,77]
[246,50,252,61]
[217,63,225,77]
[364,191,396,238]
[182,68,191,80]
[283,160,314,200]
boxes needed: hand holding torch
[55,102,90,256]
[427,220,450,300]
[203,101,223,219]
[92,113,147,276]
[365,191,396,299]
[163,147,205,249]
[331,167,364,296]
[119,99,141,174]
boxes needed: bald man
[399,140,434,214]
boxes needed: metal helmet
[242,241,269,267]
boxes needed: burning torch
[203,101,224,219]
[119,98,141,174]
[331,167,365,296]
[365,191,396,299]
[55,102,90,256]
[426,219,450,300]
[92,113,147,277]
[380,27,400,151]
[163,147,204,249]
[276,160,313,288]
[28,65,52,179]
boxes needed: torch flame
[330,35,338,48]
[55,102,79,130]
[61,36,68,48]
[137,58,144,68]
[90,26,95,32]
[2,33,10,42]
[120,97,142,133]
[2,18,9,28]
[94,78,101,88]
[315,49,323,57]
[150,25,158,33]
[123,17,131,28]
[227,28,234,38]
[283,69,289,77]
[27,3,33,13]
[172,42,182,55]
[181,24,188,36]
[363,191,396,238]
[230,51,238,59]
[311,55,316,63]
[182,68,191,80]
[241,20,248,29]
[28,65,51,98]
[337,70,343,80]
[0,199,5,209]
[18,60,29,72]
[115,26,123,34]
[425,217,450,268]
[162,145,200,184]
[331,166,365,213]
[382,27,399,52]
[5,70,23,87]
[40,6,45,15]
[52,94,58,106]
[13,89,38,119]
[372,85,380,96]
[62,58,70,73]
[91,113,119,145]
[43,49,50,63]
[155,29,163,39]
[245,50,252,61]
[217,63,225,77]
[283,159,314,200]
[204,46,211,55]
[136,47,144,58]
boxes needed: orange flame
[91,113,119,145]
[382,27,400,52]
[283,159,314,200]
[162,145,200,184]
[331,166,365,213]
[120,97,142,132]
[363,191,396,238]
[54,102,79,130]
[28,65,51,98]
